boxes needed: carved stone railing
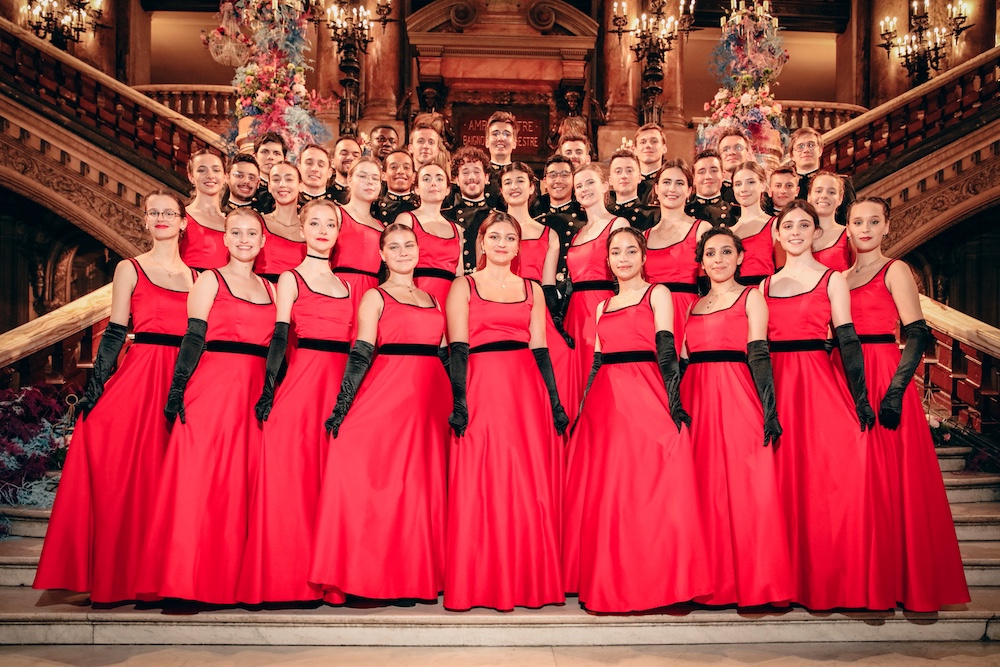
[821,46,1000,188]
[779,100,867,132]
[920,295,1000,435]
[0,17,224,186]
[0,284,112,390]
[133,85,237,136]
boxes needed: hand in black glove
[324,340,375,437]
[571,352,603,435]
[254,322,289,422]
[76,322,128,417]
[447,342,469,436]
[835,322,877,431]
[747,339,782,447]
[655,330,691,432]
[533,347,569,435]
[878,319,932,430]
[542,284,575,349]
[164,318,208,426]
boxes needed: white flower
[740,93,752,106]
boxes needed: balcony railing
[133,85,237,136]
[779,100,867,132]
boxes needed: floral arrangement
[0,386,72,512]
[927,413,953,446]
[696,0,790,152]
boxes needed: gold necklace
[149,256,184,278]
[704,284,738,309]
[854,259,883,274]
[387,279,417,292]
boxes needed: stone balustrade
[132,85,237,136]
[778,100,867,132]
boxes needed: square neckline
[291,269,351,300]
[215,269,274,305]
[131,258,194,294]
[468,275,528,304]
[764,269,832,299]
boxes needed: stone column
[596,0,640,161]
[658,37,693,163]
[359,0,404,141]
[313,20,341,142]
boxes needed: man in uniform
[608,149,658,231]
[329,136,362,204]
[374,149,417,224]
[686,149,740,227]
[634,123,667,204]
[442,147,496,275]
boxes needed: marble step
[952,503,1000,541]
[961,542,1000,586]
[937,446,973,472]
[943,473,1000,504]
[0,587,997,646]
[0,507,49,538]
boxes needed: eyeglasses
[146,210,180,221]
[545,171,572,180]
[231,171,259,182]
[793,141,819,152]
[720,144,746,154]
[490,130,513,140]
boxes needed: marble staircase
[1,443,999,646]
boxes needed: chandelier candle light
[24,0,108,50]
[877,0,973,85]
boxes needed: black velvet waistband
[378,344,440,357]
[688,350,748,364]
[414,267,456,281]
[602,351,657,364]
[572,280,615,292]
[205,341,268,357]
[333,266,380,278]
[769,339,829,352]
[132,332,183,347]
[297,338,351,353]
[470,341,530,354]
[658,282,699,294]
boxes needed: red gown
[179,213,228,271]
[237,270,354,604]
[331,208,383,319]
[680,288,795,607]
[34,260,190,603]
[763,270,870,610]
[736,220,776,286]
[814,227,851,272]
[254,232,306,282]
[643,222,703,354]
[516,230,573,418]
[409,211,460,308]
[310,290,450,603]
[445,278,564,611]
[563,219,617,423]
[141,271,275,604]
[849,260,969,611]
[564,286,712,612]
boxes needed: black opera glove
[879,320,933,430]
[324,340,374,437]
[164,318,208,426]
[437,345,450,372]
[746,340,783,447]
[571,352,603,434]
[447,342,470,437]
[835,323,877,431]
[533,347,570,436]
[76,322,128,417]
[542,284,575,349]
[655,330,692,433]
[254,321,289,422]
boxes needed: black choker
[307,253,330,260]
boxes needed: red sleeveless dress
[563,219,617,423]
[311,290,450,603]
[763,270,870,610]
[814,227,851,272]
[237,270,354,604]
[736,220,776,286]
[680,288,795,606]
[564,286,711,612]
[34,259,191,603]
[849,260,969,611]
[516,230,572,421]
[445,278,564,611]
[331,208,384,318]
[643,222,703,354]
[409,211,460,308]
[254,231,306,282]
[179,213,227,271]
[141,271,275,604]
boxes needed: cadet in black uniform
[608,149,659,231]
[442,146,496,275]
[686,149,740,228]
[374,149,417,224]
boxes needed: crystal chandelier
[877,1,973,85]
[25,0,107,51]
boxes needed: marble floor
[3,643,1000,666]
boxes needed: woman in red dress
[331,157,385,318]
[179,150,228,272]
[562,165,629,422]
[680,227,794,607]
[311,223,450,605]
[644,159,712,353]
[255,162,306,282]
[34,191,194,604]
[763,200,876,610]
[142,207,276,604]
[396,163,463,307]
[728,161,776,286]
[843,197,969,611]
[564,227,710,612]
[501,162,573,415]
[237,199,353,604]
[808,171,852,271]
[444,211,569,611]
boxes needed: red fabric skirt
[310,355,450,602]
[444,348,564,611]
[670,291,699,355]
[564,360,712,612]
[680,360,795,606]
[34,344,176,603]
[563,288,614,424]
[414,275,453,313]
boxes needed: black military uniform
[253,182,275,214]
[221,189,262,214]
[442,197,494,275]
[531,195,587,292]
[610,197,659,231]
[328,182,349,205]
[797,170,856,225]
[686,193,740,228]
[638,171,659,205]
[373,191,417,225]
[485,163,509,210]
